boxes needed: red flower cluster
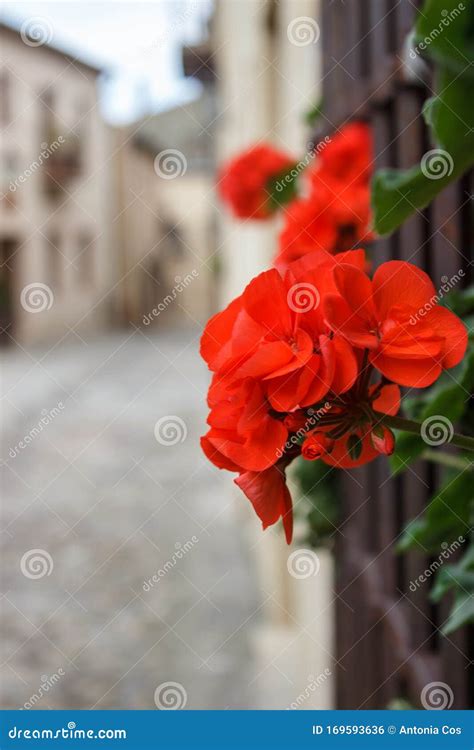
[200,249,467,543]
[275,122,374,269]
[217,144,295,220]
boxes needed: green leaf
[390,343,474,474]
[267,163,301,211]
[347,434,363,461]
[397,470,474,552]
[441,284,474,317]
[441,591,474,634]
[372,1,474,236]
[431,543,474,634]
[292,458,340,544]
[304,99,323,128]
[413,0,474,81]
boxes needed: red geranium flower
[218,143,295,220]
[276,175,373,270]
[200,246,467,544]
[317,121,373,184]
[323,261,468,387]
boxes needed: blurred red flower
[276,122,374,269]
[217,143,295,220]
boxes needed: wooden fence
[319,0,473,709]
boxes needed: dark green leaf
[397,470,474,552]
[413,0,474,81]
[347,434,363,461]
[372,2,474,236]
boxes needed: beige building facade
[0,22,115,346]
[213,0,335,710]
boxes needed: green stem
[421,449,474,472]
[372,412,474,453]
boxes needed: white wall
[214,0,335,709]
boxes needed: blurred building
[212,0,334,709]
[127,44,218,329]
[0,21,115,345]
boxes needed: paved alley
[1,329,262,709]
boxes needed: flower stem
[421,449,474,472]
[372,412,474,453]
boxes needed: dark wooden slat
[320,0,473,710]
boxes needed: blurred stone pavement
[1,329,265,709]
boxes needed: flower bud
[301,432,334,460]
[371,425,395,455]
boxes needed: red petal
[424,306,468,369]
[324,294,378,349]
[370,351,442,387]
[372,261,436,320]
[330,336,359,394]
[200,296,242,371]
[243,269,294,338]
[235,465,293,543]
